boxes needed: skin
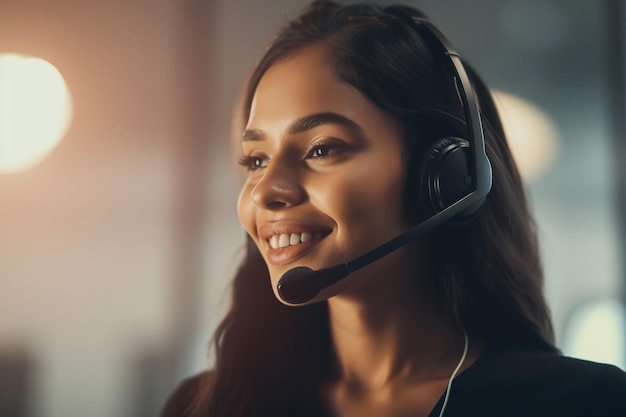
[237,44,483,417]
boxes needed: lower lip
[265,240,319,266]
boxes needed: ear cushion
[419,137,474,219]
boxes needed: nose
[251,159,306,209]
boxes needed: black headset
[277,17,493,305]
[412,17,492,224]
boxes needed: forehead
[248,45,357,126]
[246,44,403,141]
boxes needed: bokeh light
[0,54,73,174]
[563,298,626,370]
[492,90,559,182]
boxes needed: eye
[238,155,269,172]
[307,144,331,159]
[305,140,348,160]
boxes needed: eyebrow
[242,112,362,142]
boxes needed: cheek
[312,159,408,238]
[237,182,256,237]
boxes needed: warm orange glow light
[0,54,73,174]
[492,90,559,182]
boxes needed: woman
[162,1,626,416]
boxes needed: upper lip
[258,220,331,241]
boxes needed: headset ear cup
[420,137,476,221]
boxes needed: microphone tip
[277,266,315,304]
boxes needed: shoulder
[483,347,626,383]
[159,371,212,417]
[447,347,626,417]
[492,348,626,386]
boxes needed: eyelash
[238,155,268,172]
[305,142,335,159]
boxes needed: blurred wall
[0,1,212,416]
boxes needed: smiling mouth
[268,232,324,249]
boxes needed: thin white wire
[437,328,469,417]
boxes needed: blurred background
[0,0,624,416]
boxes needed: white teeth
[279,234,290,248]
[268,232,321,249]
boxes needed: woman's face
[237,45,413,304]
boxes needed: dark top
[161,347,626,417]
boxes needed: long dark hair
[191,1,556,416]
